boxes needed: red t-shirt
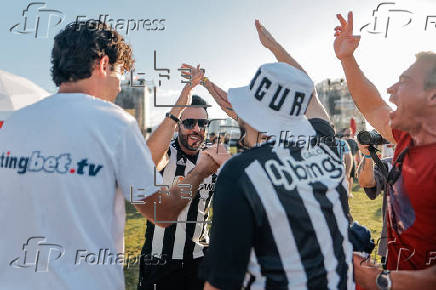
[386,129,436,270]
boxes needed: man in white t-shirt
[0,21,221,290]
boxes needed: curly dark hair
[51,21,134,86]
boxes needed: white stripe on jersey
[150,143,214,259]
[245,160,308,288]
[244,248,265,290]
[277,146,341,289]
[325,179,355,290]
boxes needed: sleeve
[115,120,163,201]
[363,159,389,200]
[338,140,350,157]
[199,165,255,289]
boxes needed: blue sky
[1,0,435,124]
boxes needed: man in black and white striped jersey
[137,64,220,290]
[196,20,353,290]
[200,60,354,288]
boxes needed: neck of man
[58,80,109,101]
[409,115,436,146]
[177,137,199,156]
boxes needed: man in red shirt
[334,11,436,290]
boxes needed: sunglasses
[180,119,209,129]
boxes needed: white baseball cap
[228,62,316,138]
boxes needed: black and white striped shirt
[142,140,216,260]
[200,131,354,289]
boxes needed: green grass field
[123,183,384,290]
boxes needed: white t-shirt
[0,93,162,290]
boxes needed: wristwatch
[165,112,180,123]
[376,270,392,290]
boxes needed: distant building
[316,78,366,134]
[115,80,151,137]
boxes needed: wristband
[165,112,180,123]
[363,154,372,158]
[202,77,209,85]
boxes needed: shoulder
[309,118,335,137]
[218,145,274,182]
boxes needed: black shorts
[138,257,204,290]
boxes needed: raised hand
[203,144,232,167]
[206,81,238,121]
[334,11,361,60]
[181,63,205,88]
[255,19,277,50]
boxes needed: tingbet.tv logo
[0,150,103,176]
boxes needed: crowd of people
[0,10,435,290]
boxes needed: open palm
[255,19,277,50]
[334,12,361,60]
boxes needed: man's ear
[96,55,110,76]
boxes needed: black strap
[165,112,180,123]
[368,146,389,179]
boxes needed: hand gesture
[181,63,204,88]
[195,150,220,177]
[206,81,238,121]
[255,19,277,50]
[333,11,361,60]
[203,144,232,167]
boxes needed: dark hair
[51,21,134,86]
[191,94,208,116]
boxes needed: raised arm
[334,12,395,143]
[255,19,330,121]
[146,64,204,168]
[356,144,376,189]
[255,19,306,73]
[180,64,238,121]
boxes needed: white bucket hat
[228,62,316,138]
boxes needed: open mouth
[188,134,202,143]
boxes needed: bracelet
[363,154,372,158]
[165,112,180,123]
[202,77,209,85]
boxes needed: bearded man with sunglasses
[137,65,222,290]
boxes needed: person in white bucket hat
[199,21,354,290]
[228,62,316,139]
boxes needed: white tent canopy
[0,70,49,120]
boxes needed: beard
[178,129,204,152]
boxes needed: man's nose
[191,122,201,133]
[387,82,399,95]
[387,84,397,103]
